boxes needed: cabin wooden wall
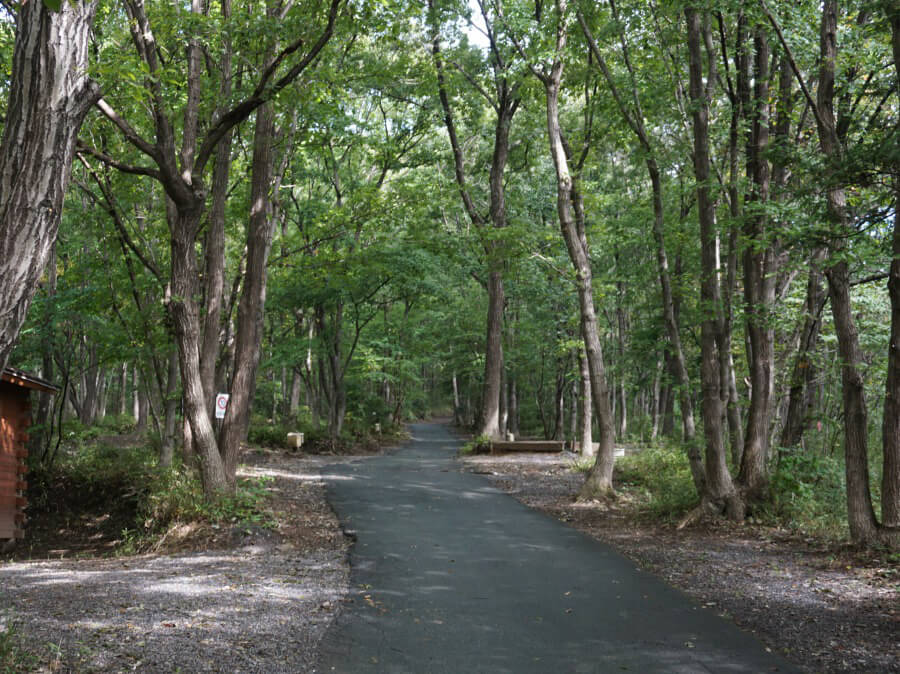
[0,382,30,539]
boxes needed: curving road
[316,422,796,673]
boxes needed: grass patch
[0,616,38,673]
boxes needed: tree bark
[0,0,100,372]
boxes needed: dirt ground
[462,451,900,674]
[0,445,366,672]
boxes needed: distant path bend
[317,422,796,673]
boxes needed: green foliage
[459,434,491,456]
[610,444,699,519]
[766,449,847,540]
[247,416,298,449]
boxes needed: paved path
[317,423,796,673]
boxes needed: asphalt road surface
[316,422,796,673]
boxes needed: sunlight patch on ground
[239,466,323,482]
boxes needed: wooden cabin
[0,367,57,541]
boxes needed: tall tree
[512,0,617,497]
[763,0,896,546]
[880,1,900,533]
[429,0,521,439]
[84,0,341,497]
[0,0,100,372]
[684,5,743,520]
[578,4,704,493]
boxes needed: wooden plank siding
[0,382,30,539]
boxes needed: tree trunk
[452,372,462,427]
[649,163,704,491]
[118,362,128,417]
[219,101,279,483]
[882,7,900,532]
[615,282,628,440]
[781,250,826,448]
[0,0,101,372]
[535,2,616,498]
[552,363,565,441]
[508,377,519,437]
[32,246,58,456]
[685,6,743,520]
[429,9,517,439]
[481,270,505,437]
[169,208,229,494]
[580,349,594,456]
[80,344,101,426]
[289,367,302,417]
[91,0,340,500]
[578,11,700,482]
[160,349,179,467]
[499,365,508,436]
[811,1,879,544]
[723,9,749,473]
[738,26,774,502]
[661,351,676,437]
[650,357,662,441]
[133,365,141,423]
[96,371,109,422]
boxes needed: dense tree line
[0,0,897,548]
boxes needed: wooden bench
[489,440,566,455]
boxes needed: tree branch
[76,141,163,181]
[194,0,342,177]
[758,0,828,134]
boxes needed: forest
[0,0,898,552]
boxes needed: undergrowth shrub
[247,413,402,454]
[459,434,491,456]
[138,468,275,538]
[766,448,846,539]
[572,443,697,519]
[247,416,295,448]
[29,440,275,554]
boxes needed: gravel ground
[0,453,361,673]
[462,452,900,674]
